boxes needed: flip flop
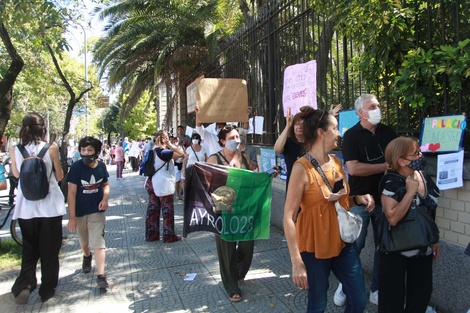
[229,293,242,302]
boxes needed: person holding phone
[283,107,374,312]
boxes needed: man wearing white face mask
[337,94,397,307]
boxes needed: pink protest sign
[282,60,317,116]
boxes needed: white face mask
[366,108,382,125]
[225,139,241,151]
[192,139,199,145]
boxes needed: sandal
[229,293,242,302]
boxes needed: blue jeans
[350,205,384,292]
[301,243,367,313]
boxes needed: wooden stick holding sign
[196,78,249,124]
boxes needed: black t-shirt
[342,122,397,205]
[283,137,304,189]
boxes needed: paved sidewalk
[0,165,378,313]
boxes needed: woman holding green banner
[207,125,258,303]
[283,108,374,313]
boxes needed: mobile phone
[332,179,344,193]
[266,166,282,175]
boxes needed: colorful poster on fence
[338,110,359,136]
[282,60,317,116]
[420,115,466,153]
[260,148,276,172]
[183,162,272,241]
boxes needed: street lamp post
[76,23,88,136]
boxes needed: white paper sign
[436,150,464,190]
[282,60,317,116]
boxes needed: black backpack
[141,147,167,177]
[17,143,51,201]
[143,149,157,177]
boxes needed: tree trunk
[0,22,24,143]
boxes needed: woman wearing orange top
[283,107,374,313]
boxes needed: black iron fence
[185,0,469,147]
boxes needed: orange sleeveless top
[295,155,350,259]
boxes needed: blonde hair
[384,137,419,172]
[155,130,168,146]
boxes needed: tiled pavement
[0,165,378,312]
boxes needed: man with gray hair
[337,94,397,306]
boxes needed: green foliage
[394,39,470,108]
[121,91,157,139]
[0,239,22,270]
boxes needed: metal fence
[185,0,469,147]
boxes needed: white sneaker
[369,290,379,305]
[333,283,346,306]
[425,306,437,313]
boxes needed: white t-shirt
[13,142,66,219]
[185,146,207,167]
[151,149,175,197]
[194,125,222,156]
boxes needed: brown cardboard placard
[196,78,248,123]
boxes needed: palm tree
[93,0,218,129]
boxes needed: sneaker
[97,275,109,289]
[369,290,379,305]
[426,306,437,313]
[333,283,346,306]
[82,253,92,273]
[15,288,30,305]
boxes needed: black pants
[378,251,433,313]
[11,216,63,298]
[215,235,254,295]
[130,156,139,171]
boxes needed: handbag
[305,154,363,243]
[375,175,439,252]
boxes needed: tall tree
[0,21,24,145]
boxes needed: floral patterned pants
[145,178,179,242]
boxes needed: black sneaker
[97,275,109,289]
[82,254,92,273]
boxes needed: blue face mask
[225,139,241,152]
[406,155,427,171]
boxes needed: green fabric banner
[183,162,272,241]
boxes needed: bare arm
[381,175,418,226]
[8,146,19,178]
[99,182,110,211]
[345,160,387,177]
[274,107,293,154]
[49,143,64,181]
[67,183,78,232]
[283,162,309,290]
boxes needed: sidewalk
[0,165,378,313]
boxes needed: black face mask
[81,154,98,166]
[406,155,427,171]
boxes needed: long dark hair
[300,107,331,150]
[19,112,47,145]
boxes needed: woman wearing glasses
[207,125,258,302]
[378,137,440,313]
[283,107,374,312]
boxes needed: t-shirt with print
[67,160,109,217]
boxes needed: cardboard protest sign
[282,60,317,116]
[420,115,466,153]
[196,78,248,123]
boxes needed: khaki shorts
[77,212,106,249]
